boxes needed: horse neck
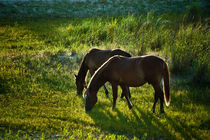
[77,57,89,82]
[89,70,107,96]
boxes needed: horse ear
[74,74,77,78]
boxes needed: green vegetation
[0,2,209,139]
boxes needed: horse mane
[111,49,131,57]
[77,55,89,82]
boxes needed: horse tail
[163,62,170,106]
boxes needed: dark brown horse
[84,55,170,113]
[75,48,131,96]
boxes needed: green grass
[0,14,209,139]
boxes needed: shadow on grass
[85,100,172,139]
[0,77,10,94]
[164,113,202,140]
[86,95,204,139]
[171,85,210,111]
[169,85,210,134]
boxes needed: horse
[84,55,170,113]
[75,48,131,97]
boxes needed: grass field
[0,1,210,139]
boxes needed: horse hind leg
[128,87,131,98]
[152,92,158,113]
[152,82,164,113]
[159,90,164,113]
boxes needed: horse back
[85,48,131,71]
[104,55,166,86]
[85,49,112,70]
[140,56,166,83]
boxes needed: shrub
[184,4,201,24]
[170,23,209,84]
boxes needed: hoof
[152,108,155,113]
[112,106,117,110]
[105,92,109,97]
[120,93,124,98]
[160,107,165,113]
[105,94,109,98]
[129,105,133,110]
[160,110,165,113]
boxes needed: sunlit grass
[0,14,209,139]
[0,75,209,139]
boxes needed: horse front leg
[120,84,133,109]
[128,87,131,98]
[90,69,109,97]
[103,84,109,97]
[111,83,118,110]
[120,86,131,99]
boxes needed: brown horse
[75,48,131,96]
[84,55,170,113]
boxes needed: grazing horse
[75,48,131,96]
[84,55,170,113]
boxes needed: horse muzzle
[77,90,82,95]
[85,106,92,112]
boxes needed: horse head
[83,88,97,112]
[75,74,86,95]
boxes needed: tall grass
[171,23,209,84]
[1,13,209,84]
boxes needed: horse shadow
[86,94,203,139]
[0,77,9,94]
[85,96,175,139]
[171,84,209,111]
[168,85,210,135]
